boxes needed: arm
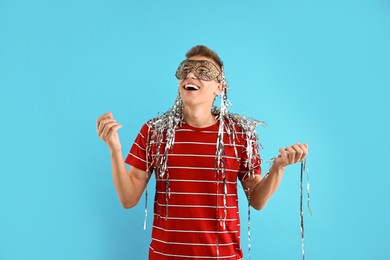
[241,164,285,210]
[97,112,148,209]
[241,143,308,210]
[110,150,148,208]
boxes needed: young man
[96,45,308,259]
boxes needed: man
[96,45,308,259]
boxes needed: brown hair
[185,45,223,69]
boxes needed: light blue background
[1,0,389,259]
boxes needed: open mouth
[183,84,200,91]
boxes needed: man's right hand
[96,112,123,153]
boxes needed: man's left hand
[273,143,309,169]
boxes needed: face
[176,56,223,108]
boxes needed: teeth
[184,84,200,90]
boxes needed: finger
[107,124,122,138]
[97,119,117,135]
[295,143,308,161]
[101,121,119,139]
[298,143,308,160]
[99,120,117,138]
[285,146,296,164]
[96,112,111,125]
[96,112,114,129]
[292,144,304,163]
[279,147,287,158]
[296,143,306,150]
[97,119,115,137]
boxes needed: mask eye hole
[197,67,209,74]
[182,68,190,74]
[182,65,191,70]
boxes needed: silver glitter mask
[175,59,222,81]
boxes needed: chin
[181,99,197,107]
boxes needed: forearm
[248,142,309,210]
[249,164,285,210]
[110,150,139,208]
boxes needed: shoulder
[224,112,265,135]
[145,110,177,128]
[140,110,182,139]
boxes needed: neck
[183,105,216,128]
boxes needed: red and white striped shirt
[125,121,261,260]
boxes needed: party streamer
[138,61,311,258]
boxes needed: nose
[186,71,197,79]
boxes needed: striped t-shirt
[125,120,261,260]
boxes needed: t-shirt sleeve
[238,134,262,181]
[124,123,150,171]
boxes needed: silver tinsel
[139,65,311,259]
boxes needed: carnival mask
[175,59,222,82]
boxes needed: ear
[214,82,223,95]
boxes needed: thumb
[113,124,123,131]
[279,147,287,156]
